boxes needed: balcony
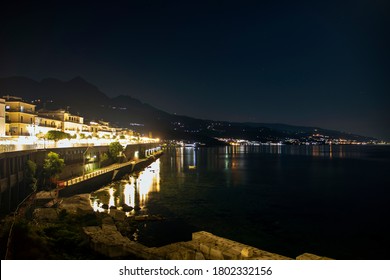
[6,120,34,125]
[38,123,60,128]
[6,108,35,114]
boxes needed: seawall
[0,143,161,213]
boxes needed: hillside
[0,76,376,143]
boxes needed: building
[90,120,116,138]
[37,109,84,136]
[0,98,5,137]
[3,96,36,136]
[1,96,122,139]
[34,116,62,135]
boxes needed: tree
[108,141,124,162]
[46,130,71,141]
[24,160,37,192]
[100,152,109,165]
[42,152,65,187]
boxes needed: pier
[58,150,163,197]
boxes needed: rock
[101,204,109,209]
[109,205,117,209]
[121,204,133,212]
[109,209,126,221]
[102,224,118,232]
[296,253,333,260]
[241,247,254,258]
[59,194,94,215]
[33,208,58,222]
[102,216,115,225]
[35,191,57,206]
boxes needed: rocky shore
[1,192,332,260]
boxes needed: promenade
[60,160,136,187]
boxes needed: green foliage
[24,160,38,192]
[11,219,51,259]
[98,152,112,168]
[100,152,109,162]
[45,130,71,141]
[108,141,124,162]
[10,213,101,259]
[43,152,65,187]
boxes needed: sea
[90,145,390,260]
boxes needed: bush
[108,141,124,162]
[42,152,65,188]
[24,160,37,192]
[46,130,71,141]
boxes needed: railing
[6,109,35,113]
[37,124,59,128]
[60,160,136,187]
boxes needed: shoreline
[1,190,332,260]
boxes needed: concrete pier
[58,151,163,197]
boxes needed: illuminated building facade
[3,96,36,136]
[1,96,131,140]
[34,116,63,135]
[90,120,116,138]
[37,109,84,136]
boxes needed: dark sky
[1,0,389,139]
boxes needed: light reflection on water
[87,146,389,258]
[90,159,160,215]
[212,144,383,160]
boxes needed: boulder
[109,209,126,221]
[33,208,58,222]
[59,194,94,215]
[121,204,133,212]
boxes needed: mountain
[0,76,376,143]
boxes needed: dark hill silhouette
[0,76,376,143]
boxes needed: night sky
[1,0,389,140]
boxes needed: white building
[90,120,116,138]
[37,109,84,136]
[34,116,62,135]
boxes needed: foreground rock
[58,194,95,215]
[33,208,58,222]
[153,231,292,260]
[82,227,333,260]
[83,216,159,259]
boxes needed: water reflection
[217,145,350,159]
[90,159,161,215]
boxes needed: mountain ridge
[0,76,377,142]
